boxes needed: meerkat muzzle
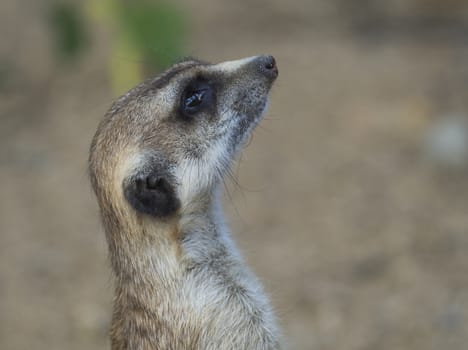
[254,55,278,79]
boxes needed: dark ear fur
[123,171,180,218]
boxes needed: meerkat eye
[185,90,206,108]
[180,80,214,118]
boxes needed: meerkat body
[89,56,280,349]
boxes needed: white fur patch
[114,150,143,195]
[176,137,230,207]
[214,56,257,73]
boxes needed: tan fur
[89,57,281,349]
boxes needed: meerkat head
[89,55,278,221]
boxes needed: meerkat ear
[123,172,180,218]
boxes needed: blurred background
[2,0,468,349]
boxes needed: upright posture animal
[89,55,280,349]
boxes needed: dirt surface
[2,1,468,349]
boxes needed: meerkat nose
[255,55,278,79]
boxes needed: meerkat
[89,55,280,349]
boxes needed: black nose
[255,55,278,79]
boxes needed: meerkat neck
[105,189,280,349]
[106,186,228,290]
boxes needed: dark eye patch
[179,78,215,119]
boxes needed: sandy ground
[2,1,468,349]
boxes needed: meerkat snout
[255,55,279,79]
